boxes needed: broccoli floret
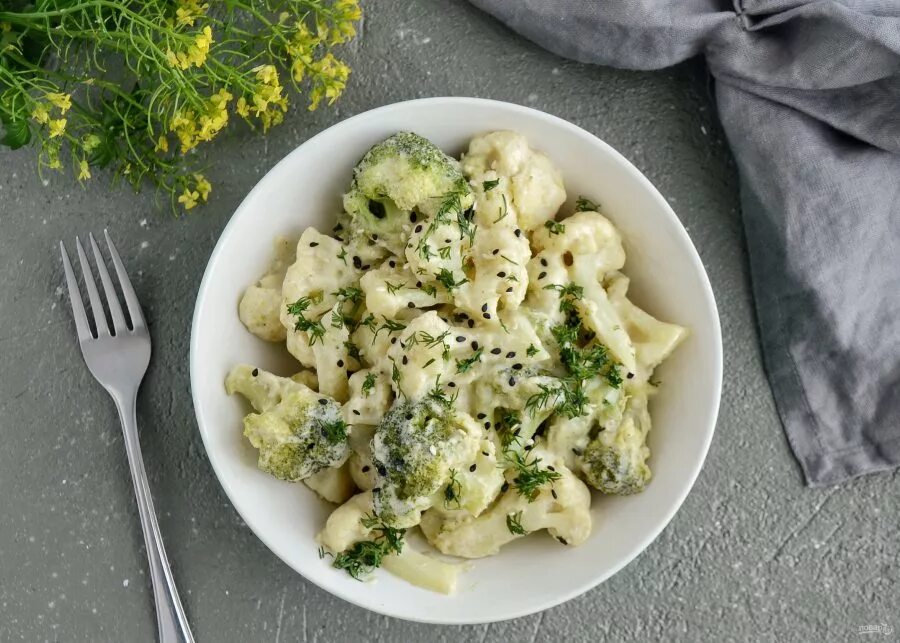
[370,396,475,523]
[343,132,472,254]
[226,365,350,482]
[580,414,650,494]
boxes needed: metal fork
[60,230,194,643]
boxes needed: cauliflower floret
[359,262,449,319]
[343,132,473,256]
[579,388,652,494]
[606,272,688,381]
[225,365,350,481]
[461,131,566,232]
[238,235,296,342]
[281,229,361,366]
[304,463,357,504]
[433,438,504,518]
[534,211,635,373]
[420,446,591,558]
[371,397,481,526]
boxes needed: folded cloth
[470,0,900,486]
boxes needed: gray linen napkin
[470,0,900,486]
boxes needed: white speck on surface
[429,445,437,455]
[140,241,149,250]
[421,36,431,44]
[55,286,63,297]
[139,218,147,227]
[527,93,538,103]
[29,536,35,543]
[551,67,560,75]
[42,179,50,187]
[701,125,708,135]
[122,579,129,587]
[169,255,175,261]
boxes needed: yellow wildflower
[178,187,199,210]
[82,134,102,152]
[253,64,278,86]
[45,92,72,114]
[48,118,67,138]
[329,0,361,44]
[31,103,50,124]
[188,25,213,67]
[235,96,249,118]
[308,54,350,111]
[77,159,91,181]
[194,174,211,201]
[165,49,180,68]
[175,0,208,27]
[170,109,199,153]
[155,135,169,153]
[197,88,231,141]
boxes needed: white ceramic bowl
[190,97,722,624]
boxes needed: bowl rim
[190,96,723,624]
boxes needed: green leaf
[0,112,31,150]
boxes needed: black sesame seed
[414,224,423,233]
[391,337,398,345]
[415,281,422,288]
[402,356,408,365]
[572,448,583,456]
[506,351,516,358]
[410,212,418,223]
[547,465,556,471]
[251,368,259,377]
[476,413,486,419]
[497,271,506,278]
[372,234,379,240]
[352,256,362,269]
[540,258,548,267]
[538,271,547,280]
[448,381,456,388]
[471,341,479,350]
[501,481,510,492]
[481,303,488,312]
[337,359,344,367]
[389,260,396,268]
[361,264,371,270]
[524,443,534,451]
[376,463,387,476]
[456,336,466,343]
[373,487,382,494]
[512,363,523,370]
[483,313,491,319]
[407,301,415,308]
[444,238,451,243]
[482,451,490,456]
[352,409,361,416]
[318,398,328,405]
[492,249,499,255]
[491,348,502,355]
[362,465,370,473]
[506,287,513,293]
[309,241,319,247]
[514,228,522,237]
[627,372,635,379]
[467,319,475,328]
[551,489,558,499]
[557,537,568,545]
[508,376,516,386]
[469,464,477,472]
[484,421,491,429]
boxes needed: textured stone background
[1,1,897,641]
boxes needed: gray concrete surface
[1,1,897,641]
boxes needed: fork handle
[114,392,195,643]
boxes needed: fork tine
[89,233,128,334]
[59,241,93,341]
[103,229,146,330]
[75,236,110,337]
